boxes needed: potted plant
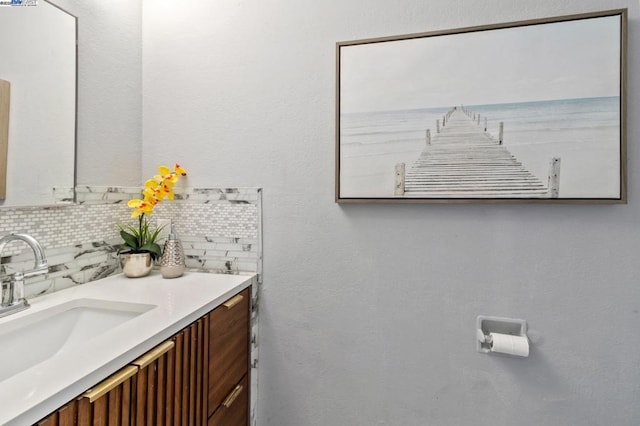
[118,164,187,277]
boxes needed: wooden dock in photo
[395,107,560,198]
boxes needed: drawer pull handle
[222,385,243,408]
[223,294,244,310]
[131,340,175,369]
[82,366,138,403]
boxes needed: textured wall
[143,1,640,425]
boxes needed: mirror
[0,0,76,207]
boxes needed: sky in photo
[340,15,621,113]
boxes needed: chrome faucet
[0,233,48,318]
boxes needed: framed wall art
[335,9,627,203]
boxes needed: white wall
[143,1,640,425]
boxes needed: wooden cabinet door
[130,340,177,426]
[208,374,248,426]
[37,365,137,426]
[130,315,209,426]
[208,288,250,418]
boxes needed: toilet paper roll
[489,332,529,357]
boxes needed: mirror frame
[49,0,79,207]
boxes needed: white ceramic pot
[120,252,153,278]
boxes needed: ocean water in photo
[339,97,620,198]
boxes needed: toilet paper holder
[476,315,528,354]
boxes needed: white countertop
[0,270,254,425]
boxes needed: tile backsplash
[0,187,262,299]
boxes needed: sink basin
[0,298,156,383]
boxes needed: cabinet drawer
[208,374,248,426]
[208,288,250,416]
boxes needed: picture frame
[335,9,627,203]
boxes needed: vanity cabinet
[36,287,250,426]
[208,290,250,424]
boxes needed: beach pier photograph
[336,9,626,203]
[395,105,559,198]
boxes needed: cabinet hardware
[222,384,243,408]
[82,366,138,403]
[223,294,244,310]
[131,340,175,369]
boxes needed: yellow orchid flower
[127,198,154,218]
[127,199,143,208]
[158,165,172,176]
[163,178,176,189]
[142,187,156,200]
[174,164,187,176]
[119,163,187,262]
[156,165,178,185]
[144,179,160,189]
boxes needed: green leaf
[140,242,162,260]
[120,230,139,250]
[149,226,164,244]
